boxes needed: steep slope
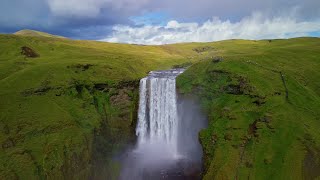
[0,34,195,179]
[1,32,319,179]
[176,38,320,179]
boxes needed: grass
[14,30,67,39]
[1,31,319,179]
[0,33,197,179]
[176,38,320,179]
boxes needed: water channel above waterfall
[120,69,207,180]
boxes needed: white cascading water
[120,68,207,180]
[136,69,184,157]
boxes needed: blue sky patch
[130,12,170,26]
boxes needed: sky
[1,0,320,44]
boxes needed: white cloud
[102,12,320,45]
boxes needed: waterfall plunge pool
[119,69,207,180]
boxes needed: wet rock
[177,159,202,179]
[183,164,201,178]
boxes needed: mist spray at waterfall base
[120,69,207,180]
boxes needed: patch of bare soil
[304,147,320,180]
[21,46,39,58]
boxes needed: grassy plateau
[176,38,320,179]
[0,30,319,179]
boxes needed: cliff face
[0,34,191,179]
[1,33,320,179]
[176,38,320,179]
[40,80,140,179]
[1,79,140,179]
[90,80,140,180]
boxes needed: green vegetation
[176,38,320,179]
[1,30,319,179]
[0,32,195,179]
[14,30,67,39]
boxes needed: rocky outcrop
[90,80,139,179]
[21,46,39,58]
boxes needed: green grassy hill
[0,31,319,179]
[176,38,320,179]
[14,29,66,39]
[0,34,194,179]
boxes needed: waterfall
[136,69,184,157]
[120,68,207,180]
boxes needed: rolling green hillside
[0,31,319,179]
[0,33,194,179]
[14,30,67,39]
[176,38,320,179]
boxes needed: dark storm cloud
[0,0,319,39]
[0,0,49,30]
[149,0,320,22]
[0,0,149,39]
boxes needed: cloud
[146,0,320,23]
[0,0,319,39]
[103,12,320,45]
[47,0,150,18]
[0,0,150,39]
[0,0,49,28]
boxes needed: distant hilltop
[14,29,66,39]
